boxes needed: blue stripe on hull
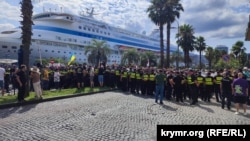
[33,25,176,52]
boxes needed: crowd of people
[0,63,249,115]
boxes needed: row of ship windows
[78,26,110,35]
[2,46,119,58]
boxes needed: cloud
[0,1,20,21]
[181,0,249,40]
[0,24,16,32]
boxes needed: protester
[89,66,95,88]
[0,65,5,96]
[30,67,43,100]
[220,72,232,110]
[16,64,27,102]
[232,72,248,115]
[42,66,49,90]
[54,69,61,90]
[155,69,165,104]
[98,64,105,87]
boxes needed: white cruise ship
[0,9,177,65]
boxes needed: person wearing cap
[220,72,233,110]
[30,67,43,100]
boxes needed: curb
[0,88,118,110]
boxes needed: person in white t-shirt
[0,66,6,96]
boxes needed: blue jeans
[155,84,164,102]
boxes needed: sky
[1,0,250,53]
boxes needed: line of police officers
[35,64,250,106]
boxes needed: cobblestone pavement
[0,91,250,141]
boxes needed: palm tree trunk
[184,50,188,68]
[187,51,190,68]
[166,23,171,68]
[20,0,33,97]
[159,24,164,68]
[199,51,202,70]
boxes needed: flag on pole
[68,54,76,65]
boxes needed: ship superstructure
[0,10,177,65]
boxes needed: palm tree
[20,0,33,66]
[177,24,195,68]
[231,41,245,58]
[121,49,140,66]
[170,50,183,67]
[147,0,167,68]
[20,0,33,97]
[164,0,184,68]
[84,39,111,67]
[194,36,206,70]
[141,51,157,67]
[205,46,214,69]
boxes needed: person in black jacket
[16,65,27,103]
[220,72,233,110]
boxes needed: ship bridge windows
[1,30,17,34]
[79,26,82,29]
[2,45,7,48]
[33,14,50,20]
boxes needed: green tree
[121,49,140,66]
[231,41,244,59]
[194,36,206,70]
[84,39,111,67]
[214,58,241,70]
[164,0,183,68]
[177,24,195,68]
[147,0,166,68]
[213,49,228,66]
[20,0,33,97]
[205,46,214,69]
[170,50,183,67]
[141,51,157,67]
[231,41,246,66]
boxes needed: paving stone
[0,91,250,140]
